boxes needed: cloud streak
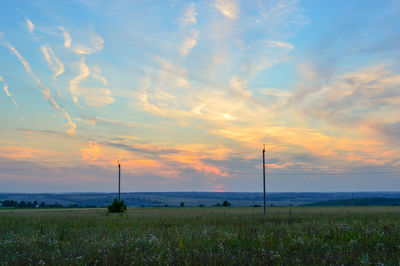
[180,3,197,27]
[2,41,76,134]
[41,45,64,77]
[0,75,18,108]
[215,0,238,19]
[25,18,34,33]
[59,27,71,48]
[180,30,199,55]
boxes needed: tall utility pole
[263,144,266,215]
[118,160,121,202]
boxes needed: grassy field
[1,207,399,265]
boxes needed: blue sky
[0,0,400,193]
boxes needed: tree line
[0,200,95,208]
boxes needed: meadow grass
[1,207,399,265]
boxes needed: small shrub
[180,202,184,207]
[222,200,231,207]
[107,198,127,213]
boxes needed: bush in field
[107,198,127,213]
[223,200,231,207]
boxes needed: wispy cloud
[266,40,294,50]
[25,18,34,33]
[215,0,238,19]
[180,30,199,55]
[41,45,64,77]
[180,3,197,27]
[0,75,18,108]
[291,64,400,127]
[3,84,11,97]
[2,41,76,134]
[0,146,54,160]
[257,0,310,32]
[59,27,71,48]
[91,65,107,85]
[69,58,114,106]
[73,32,104,55]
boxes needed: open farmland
[1,207,400,265]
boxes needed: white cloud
[73,32,104,55]
[136,59,193,116]
[215,0,238,19]
[0,75,18,107]
[91,65,107,85]
[25,18,34,33]
[41,45,65,77]
[70,58,90,104]
[2,41,76,134]
[180,30,199,56]
[266,40,294,50]
[180,3,197,26]
[59,27,72,48]
[90,33,104,51]
[69,58,115,107]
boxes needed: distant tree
[222,200,231,207]
[164,204,168,208]
[180,202,184,207]
[108,198,127,213]
[27,201,33,208]
[39,202,46,208]
[198,204,204,207]
[33,201,38,207]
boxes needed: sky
[0,0,400,193]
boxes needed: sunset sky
[1,0,400,193]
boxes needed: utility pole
[118,160,121,202]
[263,144,266,215]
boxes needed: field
[1,207,400,265]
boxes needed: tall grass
[1,207,399,265]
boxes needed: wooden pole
[118,161,121,202]
[263,144,266,215]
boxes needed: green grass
[1,207,400,265]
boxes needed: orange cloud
[161,154,227,177]
[0,146,54,159]
[80,141,102,161]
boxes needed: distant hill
[303,197,400,207]
[1,192,400,207]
